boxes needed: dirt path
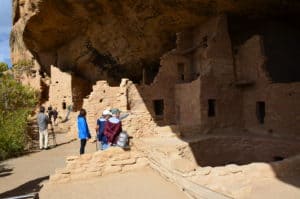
[0,131,96,198]
[0,130,189,199]
[40,168,189,199]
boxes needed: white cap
[102,110,112,116]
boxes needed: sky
[0,0,12,66]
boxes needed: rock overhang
[13,0,300,82]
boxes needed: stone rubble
[49,147,148,184]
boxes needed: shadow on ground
[0,164,13,178]
[0,176,49,198]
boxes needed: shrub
[12,59,34,71]
[0,62,8,73]
[0,109,29,159]
[0,74,38,160]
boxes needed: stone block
[102,147,124,158]
[113,153,131,161]
[86,164,102,172]
[55,168,71,175]
[71,167,86,174]
[225,164,243,174]
[171,158,197,173]
[50,173,71,184]
[80,153,93,161]
[111,158,136,166]
[90,155,108,164]
[70,173,87,181]
[122,163,147,173]
[102,166,122,175]
[49,174,61,182]
[136,157,149,167]
[130,151,146,159]
[66,155,79,162]
[197,166,212,175]
[83,172,99,179]
[213,167,231,176]
[55,177,71,184]
[66,162,77,170]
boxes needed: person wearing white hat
[95,109,112,150]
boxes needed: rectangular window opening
[153,99,164,118]
[208,99,216,117]
[256,101,265,124]
[177,63,185,81]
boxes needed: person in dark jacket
[104,108,122,145]
[77,109,91,154]
[52,108,58,125]
[47,105,53,122]
[62,100,66,110]
[96,110,111,150]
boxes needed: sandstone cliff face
[11,0,300,83]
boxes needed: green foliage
[0,109,29,160]
[12,59,34,77]
[0,75,37,111]
[0,74,38,160]
[0,62,8,73]
[13,59,34,71]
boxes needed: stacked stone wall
[48,65,73,112]
[80,79,158,138]
[236,35,300,137]
[82,80,125,136]
[49,147,149,184]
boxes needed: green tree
[0,74,38,160]
[0,62,8,73]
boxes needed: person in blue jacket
[77,109,91,154]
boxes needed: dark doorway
[177,63,185,82]
[39,80,49,105]
[256,101,266,124]
[208,99,216,117]
[228,16,300,83]
[71,75,93,111]
[153,99,164,119]
[176,105,180,124]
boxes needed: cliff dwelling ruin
[11,0,300,198]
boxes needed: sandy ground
[0,131,96,198]
[1,121,299,199]
[247,178,300,199]
[0,128,189,199]
[40,168,189,199]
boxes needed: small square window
[153,99,164,117]
[256,101,265,124]
[208,99,216,117]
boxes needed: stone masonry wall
[126,81,158,137]
[49,147,149,184]
[82,80,126,136]
[195,16,243,133]
[80,79,157,138]
[137,53,191,126]
[175,77,201,134]
[48,65,73,112]
[236,35,300,137]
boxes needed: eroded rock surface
[11,0,300,83]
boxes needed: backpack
[116,131,129,148]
